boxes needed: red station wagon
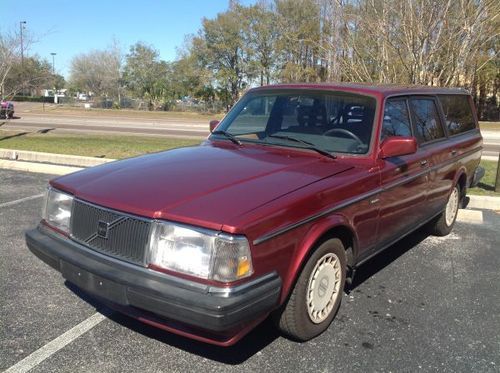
[26,83,484,346]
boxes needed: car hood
[52,142,352,230]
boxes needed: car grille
[70,199,151,265]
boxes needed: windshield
[212,90,377,155]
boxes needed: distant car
[0,100,14,119]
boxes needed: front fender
[280,213,358,303]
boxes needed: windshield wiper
[266,134,336,159]
[211,130,242,146]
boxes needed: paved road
[3,115,500,155]
[2,114,210,139]
[2,169,499,372]
[482,131,500,159]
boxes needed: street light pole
[20,21,26,67]
[50,53,57,103]
[19,21,27,96]
[50,53,56,75]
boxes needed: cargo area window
[438,95,476,135]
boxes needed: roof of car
[251,83,469,97]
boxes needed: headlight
[148,221,253,282]
[42,188,73,234]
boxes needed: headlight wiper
[211,130,242,146]
[266,134,336,159]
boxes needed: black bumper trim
[26,227,281,332]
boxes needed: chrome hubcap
[306,253,341,324]
[445,187,459,226]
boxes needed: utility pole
[495,153,500,193]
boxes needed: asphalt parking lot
[1,168,499,373]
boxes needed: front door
[376,97,430,248]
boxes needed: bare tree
[69,44,122,100]
[335,0,499,88]
[0,27,47,99]
[0,31,19,98]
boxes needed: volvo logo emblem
[84,216,128,244]
[97,221,110,239]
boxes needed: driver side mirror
[209,120,220,133]
[379,136,417,159]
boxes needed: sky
[2,0,254,78]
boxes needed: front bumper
[26,226,281,345]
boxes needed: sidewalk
[0,148,115,167]
[0,159,82,175]
[481,130,500,140]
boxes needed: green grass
[468,160,499,196]
[479,121,500,131]
[17,102,223,121]
[0,130,199,159]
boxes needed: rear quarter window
[438,95,476,135]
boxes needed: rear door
[408,96,451,215]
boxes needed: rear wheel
[429,185,460,236]
[275,238,346,341]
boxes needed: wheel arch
[279,214,358,303]
[453,167,468,202]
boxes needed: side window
[381,99,412,140]
[409,98,445,143]
[438,95,476,135]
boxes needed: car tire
[275,238,346,341]
[429,184,460,236]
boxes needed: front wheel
[275,238,346,341]
[429,185,460,236]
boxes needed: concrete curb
[467,195,500,211]
[0,148,115,167]
[481,155,499,161]
[0,159,82,175]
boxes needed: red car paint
[47,83,483,344]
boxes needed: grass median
[468,159,499,196]
[1,129,498,196]
[14,102,223,121]
[0,130,199,159]
[479,121,500,131]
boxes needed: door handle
[450,149,457,156]
[420,160,428,167]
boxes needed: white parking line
[456,209,484,224]
[0,193,44,208]
[4,313,106,373]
